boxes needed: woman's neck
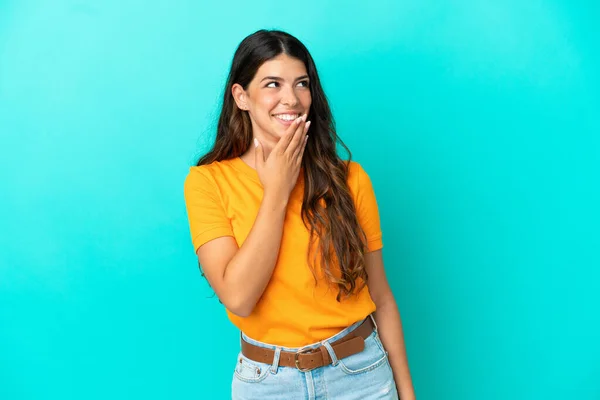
[240,138,277,168]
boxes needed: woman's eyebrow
[260,75,310,82]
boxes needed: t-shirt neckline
[230,156,260,182]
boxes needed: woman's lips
[273,115,300,127]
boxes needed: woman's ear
[231,84,248,111]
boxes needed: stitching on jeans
[338,354,388,375]
[234,355,270,383]
[337,334,388,375]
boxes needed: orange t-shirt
[183,157,383,347]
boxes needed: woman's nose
[281,86,299,106]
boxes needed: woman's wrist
[262,190,290,211]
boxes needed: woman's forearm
[223,192,288,316]
[375,301,416,400]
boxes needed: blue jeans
[231,315,398,399]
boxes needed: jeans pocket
[233,352,271,383]
[337,331,389,375]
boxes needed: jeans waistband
[240,314,376,352]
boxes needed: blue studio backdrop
[1,1,598,399]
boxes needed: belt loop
[369,313,378,333]
[322,341,339,366]
[270,347,282,374]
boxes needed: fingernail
[254,138,258,148]
[295,117,302,124]
[302,114,307,122]
[305,121,311,132]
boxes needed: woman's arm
[365,249,416,400]
[196,192,288,318]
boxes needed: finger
[292,121,310,159]
[275,115,305,154]
[273,116,301,153]
[295,134,308,164]
[285,116,307,155]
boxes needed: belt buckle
[294,347,318,372]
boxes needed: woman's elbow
[223,294,256,318]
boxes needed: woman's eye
[266,81,309,88]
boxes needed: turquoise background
[1,0,598,399]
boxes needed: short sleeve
[183,167,234,252]
[354,163,383,252]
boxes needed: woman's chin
[270,124,288,138]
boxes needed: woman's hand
[254,114,310,202]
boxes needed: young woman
[184,29,415,400]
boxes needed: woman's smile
[273,113,301,126]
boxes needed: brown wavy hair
[197,29,369,301]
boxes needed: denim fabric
[231,315,398,399]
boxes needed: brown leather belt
[241,316,375,372]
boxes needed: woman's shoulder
[343,160,378,200]
[185,159,231,189]
[186,158,236,180]
[346,160,364,173]
[345,160,370,183]
[185,163,215,184]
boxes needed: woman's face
[233,54,312,142]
